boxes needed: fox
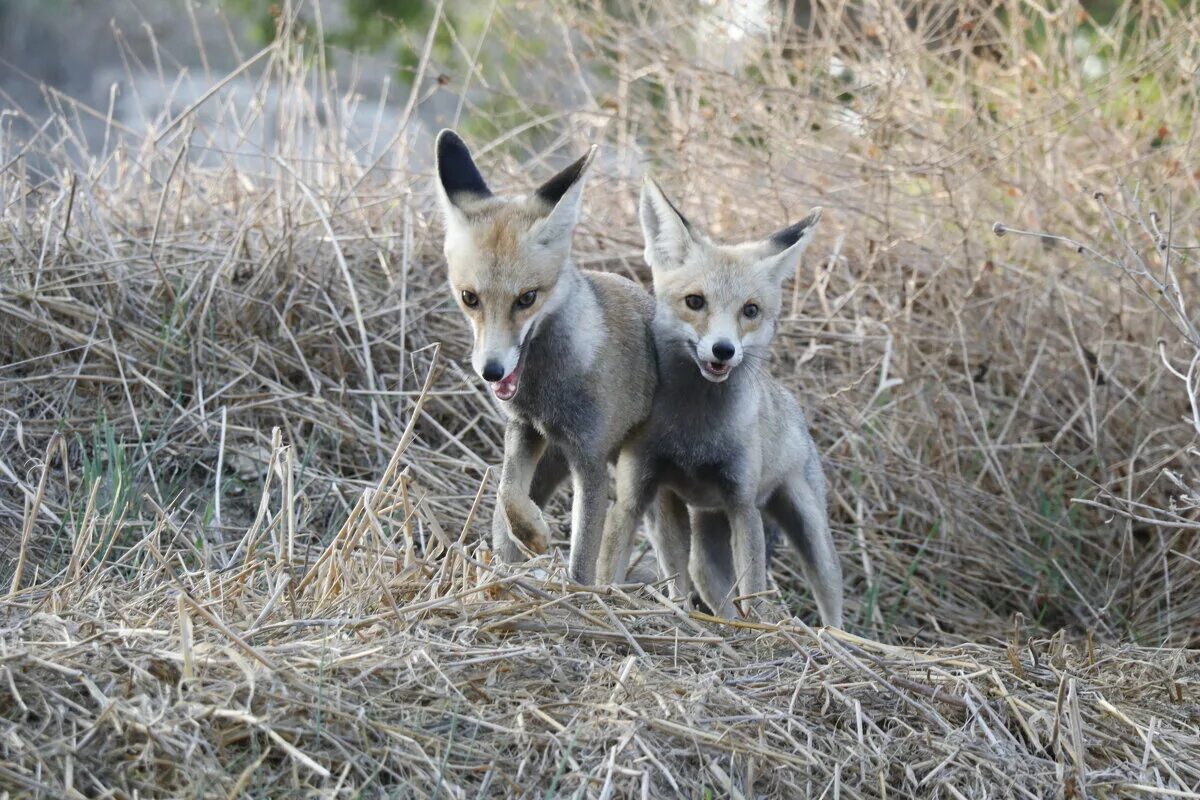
[595,176,843,627]
[433,130,657,584]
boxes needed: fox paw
[503,496,551,555]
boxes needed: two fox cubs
[434,130,842,627]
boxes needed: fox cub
[597,177,843,627]
[433,131,657,584]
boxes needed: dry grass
[1,0,1199,796]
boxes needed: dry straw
[1,0,1198,796]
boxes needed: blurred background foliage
[207,0,1195,81]
[216,0,1189,59]
[0,0,1191,142]
[223,0,450,77]
[192,0,1195,156]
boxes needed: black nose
[711,340,736,362]
[482,360,505,382]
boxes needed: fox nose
[481,360,505,382]
[711,340,736,362]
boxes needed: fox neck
[536,259,584,326]
[648,319,759,459]
[516,263,601,386]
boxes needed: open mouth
[699,360,733,382]
[491,353,525,401]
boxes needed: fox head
[639,176,821,383]
[434,129,596,401]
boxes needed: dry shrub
[0,0,1197,796]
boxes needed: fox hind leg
[529,445,570,508]
[567,458,610,585]
[690,510,737,618]
[766,473,843,628]
[645,490,692,600]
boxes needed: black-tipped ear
[436,129,491,204]
[768,207,823,252]
[759,206,823,284]
[529,147,597,248]
[534,148,596,207]
[639,176,695,271]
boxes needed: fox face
[639,177,821,383]
[435,130,596,401]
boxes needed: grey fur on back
[509,271,657,457]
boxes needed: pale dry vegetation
[1,0,1198,796]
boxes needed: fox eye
[515,290,538,309]
[743,302,760,319]
[684,294,706,311]
[461,290,479,308]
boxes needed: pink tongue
[494,373,518,399]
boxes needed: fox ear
[639,176,694,270]
[531,146,597,247]
[758,206,822,284]
[435,129,491,225]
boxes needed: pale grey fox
[596,176,843,626]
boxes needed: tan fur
[655,252,779,341]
